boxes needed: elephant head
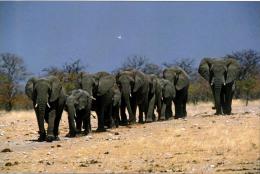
[95,72,116,97]
[198,58,240,114]
[163,67,190,90]
[78,73,98,96]
[79,72,115,97]
[25,76,63,141]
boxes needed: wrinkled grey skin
[116,69,150,124]
[79,72,117,131]
[163,67,189,119]
[25,76,66,142]
[65,89,93,137]
[198,58,240,115]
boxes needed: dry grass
[0,100,259,173]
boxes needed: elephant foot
[145,118,153,123]
[158,117,166,121]
[46,135,56,142]
[128,120,136,125]
[119,120,128,126]
[65,132,77,138]
[138,120,145,124]
[96,127,106,132]
[37,133,46,142]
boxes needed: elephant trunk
[122,86,135,123]
[66,103,78,134]
[213,78,223,115]
[36,95,48,136]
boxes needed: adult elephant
[163,67,189,119]
[78,72,117,131]
[65,89,94,137]
[116,69,151,124]
[25,76,66,142]
[198,58,240,115]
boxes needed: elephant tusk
[130,93,132,97]
[35,103,38,108]
[211,82,214,86]
[47,102,50,108]
[74,113,77,118]
[224,82,226,86]
[90,96,96,100]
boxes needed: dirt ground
[0,100,259,173]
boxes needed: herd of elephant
[25,58,240,142]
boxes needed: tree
[42,59,86,93]
[113,55,162,76]
[163,58,195,76]
[142,63,162,76]
[121,55,149,71]
[225,49,260,80]
[225,49,260,103]
[0,53,29,111]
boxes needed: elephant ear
[97,75,115,96]
[164,81,176,99]
[133,71,144,92]
[198,58,212,82]
[49,76,62,102]
[176,67,190,90]
[226,58,240,83]
[25,77,37,99]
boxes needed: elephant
[198,58,240,115]
[158,78,176,120]
[64,89,95,137]
[78,71,117,132]
[163,67,190,119]
[116,69,152,124]
[25,76,66,142]
[147,75,176,121]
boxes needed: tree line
[0,49,259,111]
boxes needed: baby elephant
[65,89,95,137]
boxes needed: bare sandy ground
[0,100,259,173]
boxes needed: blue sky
[0,2,260,75]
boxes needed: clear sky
[0,2,260,75]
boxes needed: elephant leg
[106,104,114,129]
[120,101,128,126]
[182,91,188,117]
[138,105,144,124]
[82,110,90,135]
[166,99,173,119]
[223,84,233,115]
[76,113,83,132]
[46,110,56,142]
[160,103,166,121]
[128,98,137,124]
[53,105,63,139]
[35,110,46,142]
[96,102,106,132]
[174,99,184,119]
[146,94,155,123]
[113,105,120,128]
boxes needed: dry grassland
[0,100,259,173]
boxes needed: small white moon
[117,35,122,40]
